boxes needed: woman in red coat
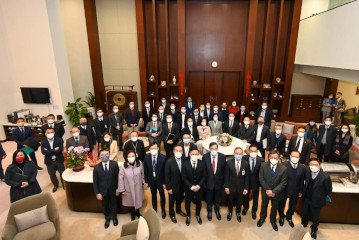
[228,100,240,115]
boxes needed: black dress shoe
[287,219,295,228]
[236,213,241,222]
[257,219,264,227]
[170,216,177,223]
[162,210,166,219]
[52,186,58,193]
[252,212,257,220]
[113,217,118,226]
[176,211,186,217]
[186,216,191,226]
[279,217,284,226]
[227,212,232,221]
[271,221,278,231]
[215,211,221,220]
[302,223,308,228]
[207,211,212,221]
[242,208,248,216]
[131,215,136,221]
[311,230,317,239]
[104,219,110,229]
[196,215,202,225]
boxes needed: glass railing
[301,0,357,21]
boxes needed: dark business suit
[181,125,199,142]
[287,136,312,164]
[41,122,65,139]
[223,120,240,136]
[160,102,170,112]
[79,125,97,152]
[108,112,124,148]
[254,108,272,128]
[142,107,156,127]
[12,127,38,165]
[268,133,287,156]
[193,115,203,127]
[185,102,196,116]
[157,112,167,124]
[253,124,271,158]
[124,108,140,128]
[93,117,109,147]
[237,125,255,143]
[41,137,65,187]
[166,109,180,121]
[176,113,189,131]
[65,136,90,150]
[225,158,250,214]
[220,109,229,122]
[165,156,184,217]
[278,161,306,220]
[301,169,332,232]
[0,143,6,179]
[259,162,288,222]
[179,143,197,162]
[144,153,166,212]
[316,125,337,162]
[204,109,214,121]
[93,160,119,220]
[123,139,146,162]
[203,152,226,212]
[182,160,207,217]
[162,122,180,159]
[242,155,264,212]
[235,111,249,124]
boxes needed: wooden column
[178,0,185,107]
[83,0,106,111]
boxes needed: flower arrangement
[86,152,101,168]
[67,146,90,171]
[217,133,233,146]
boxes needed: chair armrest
[1,224,18,240]
[120,220,139,237]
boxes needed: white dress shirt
[181,114,186,128]
[296,137,304,153]
[256,125,263,142]
[102,162,109,171]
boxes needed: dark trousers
[317,144,331,162]
[243,187,259,212]
[130,207,141,219]
[29,152,38,166]
[164,142,175,159]
[185,189,203,217]
[150,181,166,211]
[0,160,4,179]
[301,198,322,232]
[114,130,123,149]
[206,188,222,212]
[255,142,265,159]
[102,191,118,220]
[228,190,244,214]
[260,193,280,222]
[169,189,184,217]
[46,161,65,187]
[278,196,299,220]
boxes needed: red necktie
[212,156,216,173]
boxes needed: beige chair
[118,208,160,240]
[2,192,60,240]
[289,225,309,240]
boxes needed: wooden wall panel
[223,72,241,104]
[252,0,266,82]
[156,1,167,82]
[144,1,156,79]
[169,1,178,79]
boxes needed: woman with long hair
[304,118,318,148]
[100,132,119,161]
[331,124,353,163]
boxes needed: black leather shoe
[177,211,186,217]
[162,210,166,219]
[287,219,295,228]
[131,215,136,221]
[242,208,248,216]
[302,222,308,228]
[236,213,241,222]
[186,216,191,226]
[252,212,257,220]
[257,219,264,227]
[196,215,202,225]
[104,219,110,229]
[52,186,58,193]
[311,230,317,239]
[279,217,284,226]
[170,216,177,223]
[113,217,118,226]
[227,212,232,221]
[207,211,212,221]
[271,221,278,231]
[215,211,221,220]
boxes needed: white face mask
[244,121,250,125]
[159,109,164,113]
[262,105,267,109]
[214,107,218,112]
[150,149,158,156]
[170,106,175,110]
[309,122,315,126]
[325,121,331,126]
[47,119,54,124]
[162,100,166,104]
[270,158,278,166]
[145,104,150,108]
[297,132,305,138]
[152,117,158,122]
[167,118,172,123]
[275,130,282,135]
[46,133,54,139]
[187,122,193,127]
[213,117,218,121]
[131,137,138,142]
[128,157,136,164]
[342,129,348,133]
[17,122,24,127]
[113,109,119,113]
[130,104,135,109]
[229,117,234,121]
[104,137,111,142]
[310,165,319,173]
[232,103,236,107]
[174,152,182,159]
[249,152,257,158]
[73,132,80,138]
[290,157,299,164]
[201,122,206,126]
[206,105,210,109]
[191,155,198,163]
[194,112,199,116]
[97,113,103,117]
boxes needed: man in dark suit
[220,102,229,123]
[108,105,124,150]
[123,131,146,162]
[301,158,332,239]
[157,106,167,124]
[93,108,109,151]
[165,145,186,223]
[268,124,287,157]
[254,102,272,128]
[167,103,180,121]
[198,104,207,121]
[185,97,196,116]
[144,143,167,219]
[212,104,223,122]
[235,105,249,125]
[41,114,65,139]
[316,117,337,162]
[176,106,189,131]
[65,127,90,150]
[253,116,271,158]
[287,127,312,164]
[204,102,214,121]
[79,117,97,153]
[160,97,170,112]
[237,117,255,144]
[192,109,202,127]
[181,117,199,142]
[225,147,250,222]
[162,115,180,159]
[242,144,265,219]
[278,150,306,228]
[145,113,162,145]
[203,142,226,221]
[182,148,207,226]
[12,118,40,169]
[179,134,197,162]
[93,149,120,229]
[223,113,240,136]
[124,101,140,135]
[257,150,288,231]
[142,100,156,128]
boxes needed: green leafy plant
[67,146,90,169]
[65,98,88,127]
[353,114,359,136]
[83,92,96,108]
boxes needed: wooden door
[204,71,223,105]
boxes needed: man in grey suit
[66,127,90,150]
[257,150,287,231]
[208,113,223,136]
[146,113,162,146]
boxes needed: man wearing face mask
[176,106,189,131]
[209,113,223,136]
[160,97,170,112]
[254,102,272,128]
[203,142,226,221]
[185,97,196,116]
[41,128,65,192]
[199,104,206,120]
[257,150,287,231]
[253,116,270,158]
[277,150,306,228]
[165,145,186,223]
[301,158,332,239]
[204,102,214,121]
[41,114,65,139]
[123,131,146,162]
[157,106,167,124]
[225,147,250,222]
[212,104,223,121]
[66,127,90,150]
[268,124,286,157]
[179,134,197,162]
[93,149,120,229]
[94,109,109,153]
[145,113,162,146]
[242,145,264,219]
[316,117,337,162]
[235,105,249,125]
[192,108,202,127]
[220,102,229,122]
[182,148,207,226]
[79,117,97,153]
[162,115,180,158]
[142,100,156,128]
[287,127,312,164]
[108,105,124,151]
[167,103,180,120]
[181,118,199,142]
[144,143,167,218]
[321,94,333,123]
[223,113,240,136]
[124,101,140,135]
[333,92,346,127]
[237,117,255,144]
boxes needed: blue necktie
[271,167,275,179]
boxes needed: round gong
[112,92,127,107]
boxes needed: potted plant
[65,98,88,127]
[67,146,90,172]
[217,133,233,147]
[83,92,96,108]
[353,114,359,145]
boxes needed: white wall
[300,0,330,19]
[337,80,359,109]
[290,70,327,96]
